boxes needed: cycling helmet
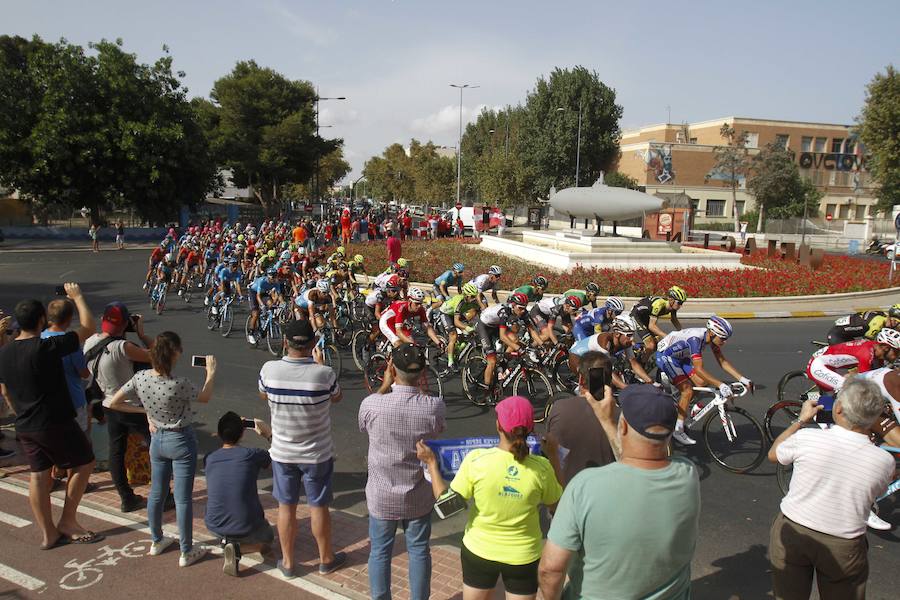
[267,249,276,258]
[386,274,401,289]
[297,247,306,255]
[315,265,327,274]
[316,279,331,293]
[354,254,364,264]
[462,282,479,297]
[289,244,297,252]
[532,275,548,288]
[668,286,688,303]
[585,282,600,295]
[605,296,625,313]
[408,287,426,302]
[237,234,244,242]
[706,315,733,340]
[159,241,167,248]
[488,265,502,276]
[228,257,239,265]
[338,261,348,270]
[282,241,289,249]
[336,246,346,256]
[280,250,291,260]
[876,328,900,349]
[889,303,900,319]
[452,262,465,273]
[164,253,173,262]
[612,314,637,334]
[509,292,529,307]
[396,257,409,268]
[564,295,583,309]
[266,267,278,277]
[397,268,409,278]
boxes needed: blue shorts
[655,354,693,385]
[294,296,309,310]
[570,337,592,357]
[272,458,334,507]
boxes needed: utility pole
[450,83,479,205]
[313,90,347,205]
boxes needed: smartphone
[55,285,67,296]
[434,491,467,520]
[191,355,207,367]
[816,410,834,425]
[588,366,612,398]
[241,418,256,429]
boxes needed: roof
[622,116,853,138]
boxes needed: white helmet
[488,265,502,276]
[612,314,637,334]
[876,328,900,349]
[408,287,425,302]
[706,315,734,340]
[164,253,173,262]
[316,279,331,293]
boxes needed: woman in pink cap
[417,396,562,600]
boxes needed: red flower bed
[331,240,892,298]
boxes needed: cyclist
[568,314,654,388]
[468,265,503,309]
[347,255,367,290]
[572,296,624,341]
[177,244,203,296]
[514,275,549,303]
[378,287,444,349]
[475,292,536,402]
[293,279,334,332]
[806,329,900,393]
[144,242,167,289]
[246,267,282,345]
[561,282,601,310]
[155,253,177,294]
[826,306,900,345]
[529,295,581,346]
[631,285,687,358]
[655,315,752,446]
[210,257,244,315]
[364,275,401,344]
[433,263,465,301]
[437,282,481,371]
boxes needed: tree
[409,140,455,206]
[603,171,639,189]
[747,143,803,230]
[362,143,414,203]
[858,65,900,214]
[282,148,350,201]
[0,36,216,224]
[767,178,822,220]
[202,61,338,215]
[518,66,623,199]
[706,123,752,232]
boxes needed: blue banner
[425,436,542,480]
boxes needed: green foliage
[0,36,216,224]
[858,65,900,214]
[282,148,350,201]
[767,178,822,220]
[706,123,753,232]
[362,140,454,206]
[603,171,639,189]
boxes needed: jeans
[368,514,432,600]
[105,408,151,500]
[149,427,197,554]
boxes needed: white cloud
[266,0,336,46]
[410,104,499,137]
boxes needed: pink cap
[495,396,534,433]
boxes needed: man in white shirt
[767,376,895,600]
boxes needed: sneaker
[0,448,16,460]
[867,510,892,531]
[203,297,210,306]
[120,494,145,513]
[222,542,239,577]
[149,537,176,556]
[673,430,697,446]
[210,306,218,316]
[179,546,207,567]
[247,334,257,345]
[318,551,347,575]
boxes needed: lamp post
[314,91,347,204]
[557,102,583,187]
[450,83,479,206]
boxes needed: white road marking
[0,509,31,528]
[0,480,350,599]
[0,561,46,591]
[58,270,75,279]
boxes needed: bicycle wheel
[221,305,234,337]
[156,288,166,315]
[425,335,450,379]
[206,306,218,330]
[324,343,342,379]
[417,366,444,398]
[267,321,283,356]
[351,330,373,371]
[764,400,802,444]
[551,354,578,394]
[702,405,767,474]
[462,354,489,404]
[512,367,554,424]
[333,314,353,348]
[778,369,816,404]
[775,462,793,496]
[364,353,389,393]
[244,314,257,347]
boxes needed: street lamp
[314,91,347,203]
[557,103,583,187]
[450,83,480,206]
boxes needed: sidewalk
[0,456,464,600]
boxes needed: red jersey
[150,247,165,262]
[812,339,877,372]
[383,300,426,336]
[341,215,351,231]
[186,251,201,266]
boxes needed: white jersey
[373,272,392,290]
[857,368,900,423]
[470,274,496,293]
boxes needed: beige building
[615,117,875,225]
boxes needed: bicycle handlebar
[692,382,749,398]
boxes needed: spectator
[428,213,439,240]
[359,213,369,242]
[89,223,100,252]
[386,230,402,265]
[0,309,14,460]
[359,345,445,600]
[455,215,464,239]
[108,332,216,567]
[0,284,103,549]
[341,209,352,247]
[402,211,413,240]
[538,384,700,600]
[767,376,894,600]
[292,220,307,246]
[115,220,125,249]
[543,351,617,486]
[258,318,346,579]
[41,299,92,490]
[351,216,360,242]
[418,396,563,600]
[205,411,275,577]
[84,302,163,513]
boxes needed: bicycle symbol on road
[59,539,152,590]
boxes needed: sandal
[40,534,70,550]
[68,531,105,544]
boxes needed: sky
[4,0,899,182]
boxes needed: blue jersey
[204,248,217,262]
[573,307,611,341]
[656,327,707,363]
[434,269,461,289]
[249,276,277,295]
[219,267,239,283]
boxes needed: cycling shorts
[439,312,455,333]
[476,321,500,356]
[432,285,449,302]
[655,354,692,385]
[570,337,592,358]
[805,356,845,393]
[826,326,858,346]
[635,324,655,343]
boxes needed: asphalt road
[1,247,898,599]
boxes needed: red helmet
[564,295,583,309]
[386,274,401,289]
[509,292,529,307]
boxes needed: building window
[775,134,790,150]
[825,204,836,218]
[838,204,850,219]
[844,139,856,155]
[690,199,700,212]
[706,199,725,217]
[801,137,812,152]
[833,172,850,187]
[831,138,844,153]
[689,137,697,144]
[736,201,746,216]
[744,132,759,149]
[855,205,866,220]
[814,137,827,152]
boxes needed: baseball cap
[101,302,131,335]
[619,384,677,440]
[392,343,425,374]
[495,396,534,433]
[283,319,315,345]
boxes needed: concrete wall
[1,226,168,242]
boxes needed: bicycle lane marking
[0,562,45,591]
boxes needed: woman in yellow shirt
[418,396,562,600]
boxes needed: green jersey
[439,294,479,316]
[514,285,543,303]
[563,289,587,305]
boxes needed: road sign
[894,212,900,231]
[825,214,833,221]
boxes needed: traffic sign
[825,214,833,221]
[894,212,900,232]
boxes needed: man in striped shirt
[258,319,346,579]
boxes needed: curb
[0,244,156,254]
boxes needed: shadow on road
[692,543,773,599]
